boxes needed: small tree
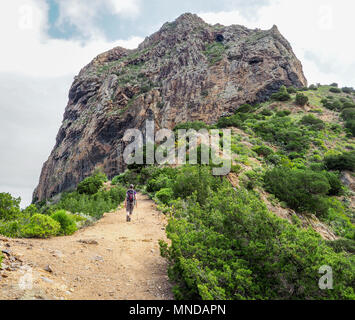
[0,193,21,221]
[295,93,309,106]
[287,86,297,94]
[271,86,291,101]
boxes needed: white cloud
[55,0,141,39]
[0,0,143,77]
[0,0,143,207]
[200,0,355,88]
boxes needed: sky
[0,0,354,208]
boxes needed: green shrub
[53,186,124,220]
[309,84,318,91]
[345,120,355,137]
[155,188,174,205]
[163,185,355,300]
[341,108,355,121]
[271,86,291,101]
[253,116,310,153]
[287,86,297,94]
[300,115,325,130]
[0,220,21,238]
[326,239,355,254]
[321,98,342,111]
[0,193,21,221]
[329,87,341,93]
[324,172,343,196]
[266,153,282,165]
[231,164,242,174]
[342,87,354,94]
[112,169,141,187]
[217,115,243,129]
[147,175,172,193]
[253,145,274,157]
[77,174,104,195]
[260,109,273,116]
[236,104,253,113]
[276,110,291,117]
[22,204,38,217]
[324,152,355,171]
[92,170,108,183]
[309,163,325,171]
[172,166,221,206]
[112,173,125,185]
[22,214,60,238]
[105,185,126,204]
[264,167,331,217]
[298,86,309,91]
[342,102,355,110]
[51,210,77,235]
[295,93,309,106]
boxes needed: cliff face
[33,13,307,202]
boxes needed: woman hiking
[125,184,137,222]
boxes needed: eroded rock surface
[33,13,307,202]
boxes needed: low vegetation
[0,172,126,238]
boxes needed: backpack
[127,190,135,203]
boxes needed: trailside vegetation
[0,172,126,238]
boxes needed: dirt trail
[0,193,173,300]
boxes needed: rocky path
[0,193,173,300]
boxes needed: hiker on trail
[125,184,137,222]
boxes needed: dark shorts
[126,201,134,214]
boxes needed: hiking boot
[126,216,130,222]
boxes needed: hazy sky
[1,0,354,207]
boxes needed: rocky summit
[33,13,307,202]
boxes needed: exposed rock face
[33,13,307,202]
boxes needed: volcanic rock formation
[33,13,307,202]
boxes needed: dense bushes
[264,167,332,217]
[341,108,355,121]
[253,116,310,154]
[271,85,291,101]
[300,115,326,130]
[0,173,126,239]
[287,86,297,94]
[295,93,309,106]
[21,214,60,238]
[155,188,174,205]
[0,193,21,221]
[77,173,105,195]
[342,87,355,94]
[329,87,341,93]
[236,104,254,113]
[162,181,355,300]
[51,210,77,235]
[253,145,274,157]
[53,185,126,219]
[340,108,355,137]
[324,152,355,171]
[217,114,244,129]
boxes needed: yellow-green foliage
[51,210,77,236]
[22,214,60,239]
